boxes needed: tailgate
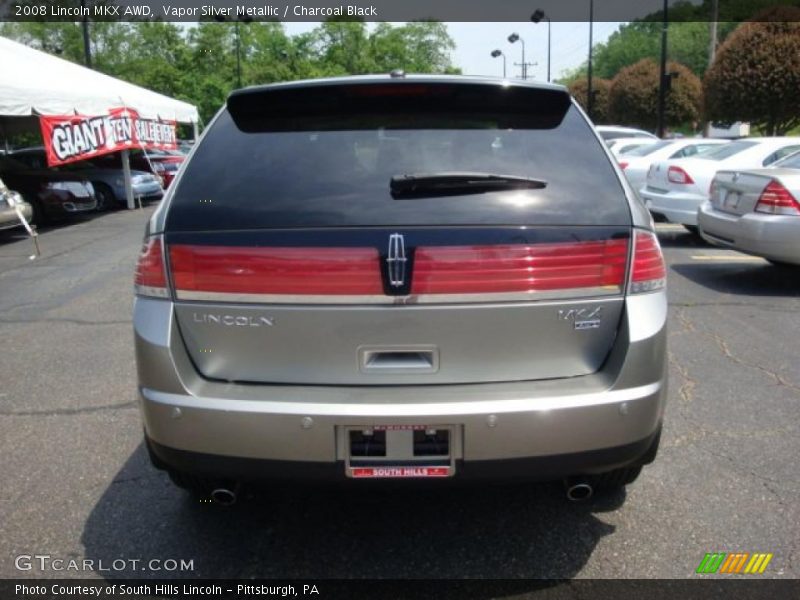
[168,227,630,385]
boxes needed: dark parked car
[0,156,95,224]
[11,147,163,211]
[135,75,667,504]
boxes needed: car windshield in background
[626,141,672,157]
[697,140,758,161]
[168,104,629,230]
[774,151,800,169]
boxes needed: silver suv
[134,75,667,504]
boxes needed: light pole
[587,0,595,119]
[80,0,91,68]
[490,49,506,78]
[531,9,551,83]
[507,32,527,80]
[214,14,253,88]
[657,0,669,138]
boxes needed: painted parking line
[690,255,765,262]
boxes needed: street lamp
[214,14,253,88]
[507,32,527,79]
[490,49,506,78]
[531,9,551,83]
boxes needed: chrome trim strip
[174,285,622,305]
[135,284,170,298]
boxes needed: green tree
[568,78,611,124]
[704,7,800,135]
[608,58,702,131]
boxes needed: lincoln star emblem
[386,233,407,287]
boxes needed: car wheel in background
[93,182,118,211]
[25,195,46,226]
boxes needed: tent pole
[122,149,134,210]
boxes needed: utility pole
[656,0,669,138]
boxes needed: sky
[284,21,622,81]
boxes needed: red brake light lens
[410,239,629,296]
[169,246,383,297]
[667,166,694,185]
[630,230,666,293]
[134,236,169,298]
[754,181,800,216]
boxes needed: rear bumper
[134,290,668,480]
[698,202,800,264]
[639,187,706,226]
[146,426,661,483]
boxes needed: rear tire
[93,182,118,211]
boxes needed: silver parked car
[0,177,33,231]
[133,75,668,504]
[640,137,800,231]
[698,151,800,266]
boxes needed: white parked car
[608,137,660,157]
[619,139,729,193]
[596,125,658,142]
[639,137,800,230]
[698,150,800,266]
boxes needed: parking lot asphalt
[0,211,798,582]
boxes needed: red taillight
[630,230,666,293]
[619,161,629,170]
[134,236,169,298]
[169,246,383,297]
[410,239,629,296]
[755,180,800,216]
[667,166,694,185]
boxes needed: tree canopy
[703,7,800,135]
[0,20,459,124]
[568,78,611,124]
[608,59,702,132]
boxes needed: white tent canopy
[0,36,198,123]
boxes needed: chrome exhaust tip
[210,487,238,506]
[565,479,593,502]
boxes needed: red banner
[39,108,177,167]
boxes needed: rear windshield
[627,140,672,157]
[698,140,758,161]
[775,151,800,169]
[167,87,630,230]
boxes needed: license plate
[351,466,451,479]
[344,425,456,479]
[724,191,740,209]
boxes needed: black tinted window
[167,94,629,230]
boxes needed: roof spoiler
[227,79,572,133]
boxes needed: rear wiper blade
[390,172,547,198]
